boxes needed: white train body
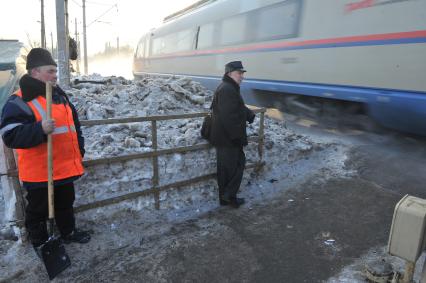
[133,0,426,135]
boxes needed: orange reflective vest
[15,89,84,182]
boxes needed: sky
[0,0,199,55]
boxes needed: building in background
[0,40,26,108]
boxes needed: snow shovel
[39,82,71,280]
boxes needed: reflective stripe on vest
[0,123,24,135]
[30,99,77,135]
[15,89,84,182]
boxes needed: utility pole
[65,0,71,74]
[56,0,70,88]
[117,37,119,55]
[50,32,53,53]
[82,0,88,75]
[65,0,69,49]
[75,18,80,74]
[41,0,46,48]
[50,32,54,57]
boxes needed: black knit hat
[26,48,57,70]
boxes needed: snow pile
[70,75,213,156]
[70,75,211,121]
[64,74,332,218]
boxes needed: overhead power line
[86,0,115,6]
[71,0,82,7]
[87,3,118,27]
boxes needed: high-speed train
[133,0,426,135]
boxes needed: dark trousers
[216,146,246,199]
[25,182,76,243]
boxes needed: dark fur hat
[26,48,57,70]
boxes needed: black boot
[27,221,48,247]
[220,196,245,208]
[27,222,48,259]
[61,229,91,244]
[219,193,229,206]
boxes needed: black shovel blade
[40,237,71,280]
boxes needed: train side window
[144,37,150,58]
[152,28,194,55]
[152,34,174,55]
[152,37,163,55]
[195,0,301,50]
[176,29,195,52]
[198,22,215,49]
[220,14,247,46]
[254,1,300,41]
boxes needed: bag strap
[210,91,219,113]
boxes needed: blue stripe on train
[134,72,426,135]
[241,78,426,136]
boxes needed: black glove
[248,112,255,124]
[246,108,255,124]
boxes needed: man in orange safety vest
[0,48,90,249]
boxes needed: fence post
[402,261,415,283]
[0,140,26,240]
[257,111,265,162]
[151,120,160,209]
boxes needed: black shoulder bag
[201,111,212,141]
[201,100,214,141]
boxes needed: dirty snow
[327,246,425,283]
[1,74,358,282]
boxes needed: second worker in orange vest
[0,48,91,248]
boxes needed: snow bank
[65,74,332,220]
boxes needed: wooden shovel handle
[46,83,54,220]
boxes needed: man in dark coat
[210,61,255,208]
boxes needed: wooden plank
[81,140,264,168]
[80,113,208,126]
[80,108,266,127]
[75,162,263,213]
[0,169,18,177]
[75,188,157,213]
[82,143,212,167]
